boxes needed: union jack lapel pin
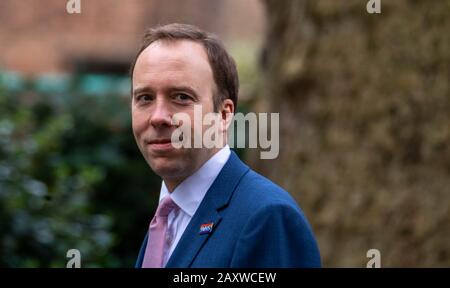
[199,222,214,235]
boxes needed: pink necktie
[142,195,178,268]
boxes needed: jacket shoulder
[227,169,321,267]
[233,168,300,211]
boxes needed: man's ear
[220,99,234,133]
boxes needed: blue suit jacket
[135,151,321,268]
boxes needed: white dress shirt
[155,145,231,267]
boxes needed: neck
[164,178,183,193]
[163,146,225,192]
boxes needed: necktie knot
[156,195,178,217]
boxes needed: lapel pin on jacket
[199,222,214,235]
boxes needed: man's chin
[148,159,185,179]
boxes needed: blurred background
[0,0,449,267]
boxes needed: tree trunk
[252,0,450,267]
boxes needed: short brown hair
[130,23,239,112]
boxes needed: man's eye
[174,93,192,101]
[137,94,152,102]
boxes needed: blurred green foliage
[0,74,160,267]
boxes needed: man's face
[131,40,219,188]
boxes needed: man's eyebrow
[133,86,154,97]
[132,85,199,98]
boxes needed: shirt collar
[159,145,231,217]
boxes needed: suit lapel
[165,151,249,267]
[165,208,222,268]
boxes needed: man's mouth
[146,138,174,151]
[148,138,172,144]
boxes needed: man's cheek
[132,117,146,135]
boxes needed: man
[131,23,321,268]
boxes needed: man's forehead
[138,39,210,67]
[133,39,214,89]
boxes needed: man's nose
[150,99,172,127]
